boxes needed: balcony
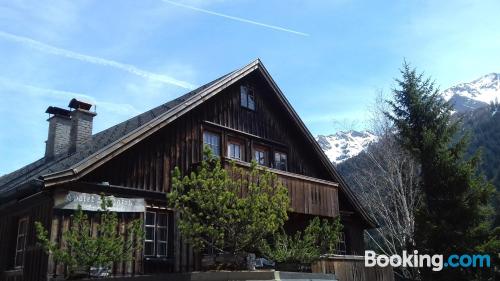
[226,159,340,218]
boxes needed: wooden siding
[312,256,395,281]
[0,193,53,281]
[83,72,333,191]
[278,170,339,218]
[228,161,340,218]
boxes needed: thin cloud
[0,77,141,116]
[0,30,196,89]
[161,0,309,36]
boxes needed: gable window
[274,152,288,171]
[203,131,221,156]
[240,85,255,110]
[227,142,242,160]
[144,211,168,257]
[14,217,29,268]
[253,147,268,166]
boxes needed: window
[203,131,221,156]
[253,147,268,166]
[227,142,242,160]
[144,211,168,257]
[334,232,347,255]
[240,85,255,110]
[14,217,29,268]
[274,152,288,171]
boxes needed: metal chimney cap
[45,106,71,117]
[68,98,93,111]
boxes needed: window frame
[227,138,245,161]
[156,213,168,257]
[240,85,255,111]
[144,211,169,258]
[144,211,156,257]
[14,216,29,268]
[253,145,269,166]
[273,151,288,171]
[334,232,347,255]
[203,130,221,157]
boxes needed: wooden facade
[312,256,395,281]
[0,60,376,281]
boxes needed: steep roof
[0,59,376,227]
[0,69,235,192]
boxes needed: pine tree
[167,147,290,268]
[36,194,144,278]
[386,63,497,280]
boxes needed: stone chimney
[45,106,72,159]
[68,98,97,153]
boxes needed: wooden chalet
[0,59,377,281]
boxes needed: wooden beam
[203,121,287,148]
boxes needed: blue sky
[0,0,499,175]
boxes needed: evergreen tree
[167,147,289,268]
[36,194,144,278]
[386,63,497,280]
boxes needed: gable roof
[0,59,375,227]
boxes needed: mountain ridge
[316,72,500,164]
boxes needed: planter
[276,262,312,272]
[65,266,111,280]
[201,253,246,270]
[67,267,89,280]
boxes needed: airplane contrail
[0,31,196,89]
[161,0,309,37]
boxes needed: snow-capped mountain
[443,73,500,112]
[316,131,377,164]
[317,73,499,164]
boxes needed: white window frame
[203,131,221,157]
[14,216,29,268]
[156,213,168,257]
[274,152,288,171]
[254,149,267,165]
[227,142,242,160]
[144,212,156,257]
[144,211,168,258]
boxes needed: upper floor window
[228,142,242,160]
[203,131,221,157]
[144,211,168,257]
[240,85,255,110]
[274,152,288,171]
[253,147,268,166]
[14,216,29,268]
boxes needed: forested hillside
[338,102,500,225]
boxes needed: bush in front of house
[261,217,343,270]
[35,195,144,279]
[167,147,290,269]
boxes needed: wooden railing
[312,255,395,281]
[227,160,340,218]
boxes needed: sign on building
[54,191,145,213]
